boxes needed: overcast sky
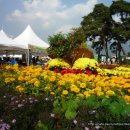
[0,0,130,44]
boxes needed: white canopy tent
[0,30,22,50]
[13,25,49,49]
[0,25,50,65]
[13,25,50,65]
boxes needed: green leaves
[121,104,130,116]
[65,110,77,120]
[53,98,79,120]
[85,95,100,109]
[109,101,123,115]
[35,121,48,130]
[108,97,130,116]
[102,98,111,106]
[53,94,130,122]
[47,27,86,59]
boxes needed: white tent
[13,25,49,49]
[13,25,50,65]
[0,29,22,50]
[0,25,50,65]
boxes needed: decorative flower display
[46,58,70,71]
[1,63,130,129]
[72,58,99,73]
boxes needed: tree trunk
[116,43,118,61]
[103,37,109,64]
[121,45,126,56]
[97,43,102,62]
[117,42,122,63]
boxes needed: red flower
[54,69,60,73]
[76,69,83,74]
[61,69,69,74]
[85,69,92,75]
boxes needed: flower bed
[0,61,130,130]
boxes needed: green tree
[47,27,87,59]
[110,0,130,63]
[81,3,113,63]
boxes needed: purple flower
[0,123,10,130]
[17,103,24,108]
[29,100,33,104]
[84,127,89,130]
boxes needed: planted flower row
[0,58,130,129]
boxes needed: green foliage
[81,3,112,60]
[81,0,130,63]
[109,101,123,115]
[65,110,77,120]
[53,98,79,120]
[35,121,48,130]
[1,85,130,129]
[85,95,100,109]
[47,27,86,59]
[110,0,130,19]
[0,86,53,130]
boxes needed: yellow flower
[50,92,55,95]
[62,90,69,95]
[24,76,31,81]
[72,58,98,70]
[77,93,84,98]
[123,83,130,89]
[49,76,56,82]
[5,65,11,69]
[16,85,25,93]
[46,58,70,69]
[30,78,38,83]
[18,76,24,81]
[124,95,130,103]
[5,78,10,83]
[13,64,19,68]
[58,80,66,86]
[34,80,40,87]
[128,89,130,93]
[70,85,80,93]
[83,91,91,98]
[106,90,115,96]
[97,91,104,96]
[16,85,21,89]
[79,83,86,88]
[18,87,25,93]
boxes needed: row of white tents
[0,25,50,65]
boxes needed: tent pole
[27,49,30,66]
[6,50,8,57]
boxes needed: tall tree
[81,3,113,63]
[110,0,130,62]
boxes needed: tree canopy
[47,27,87,59]
[81,0,130,63]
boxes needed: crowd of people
[0,56,51,66]
[31,56,51,66]
[0,57,26,66]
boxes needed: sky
[0,0,130,45]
